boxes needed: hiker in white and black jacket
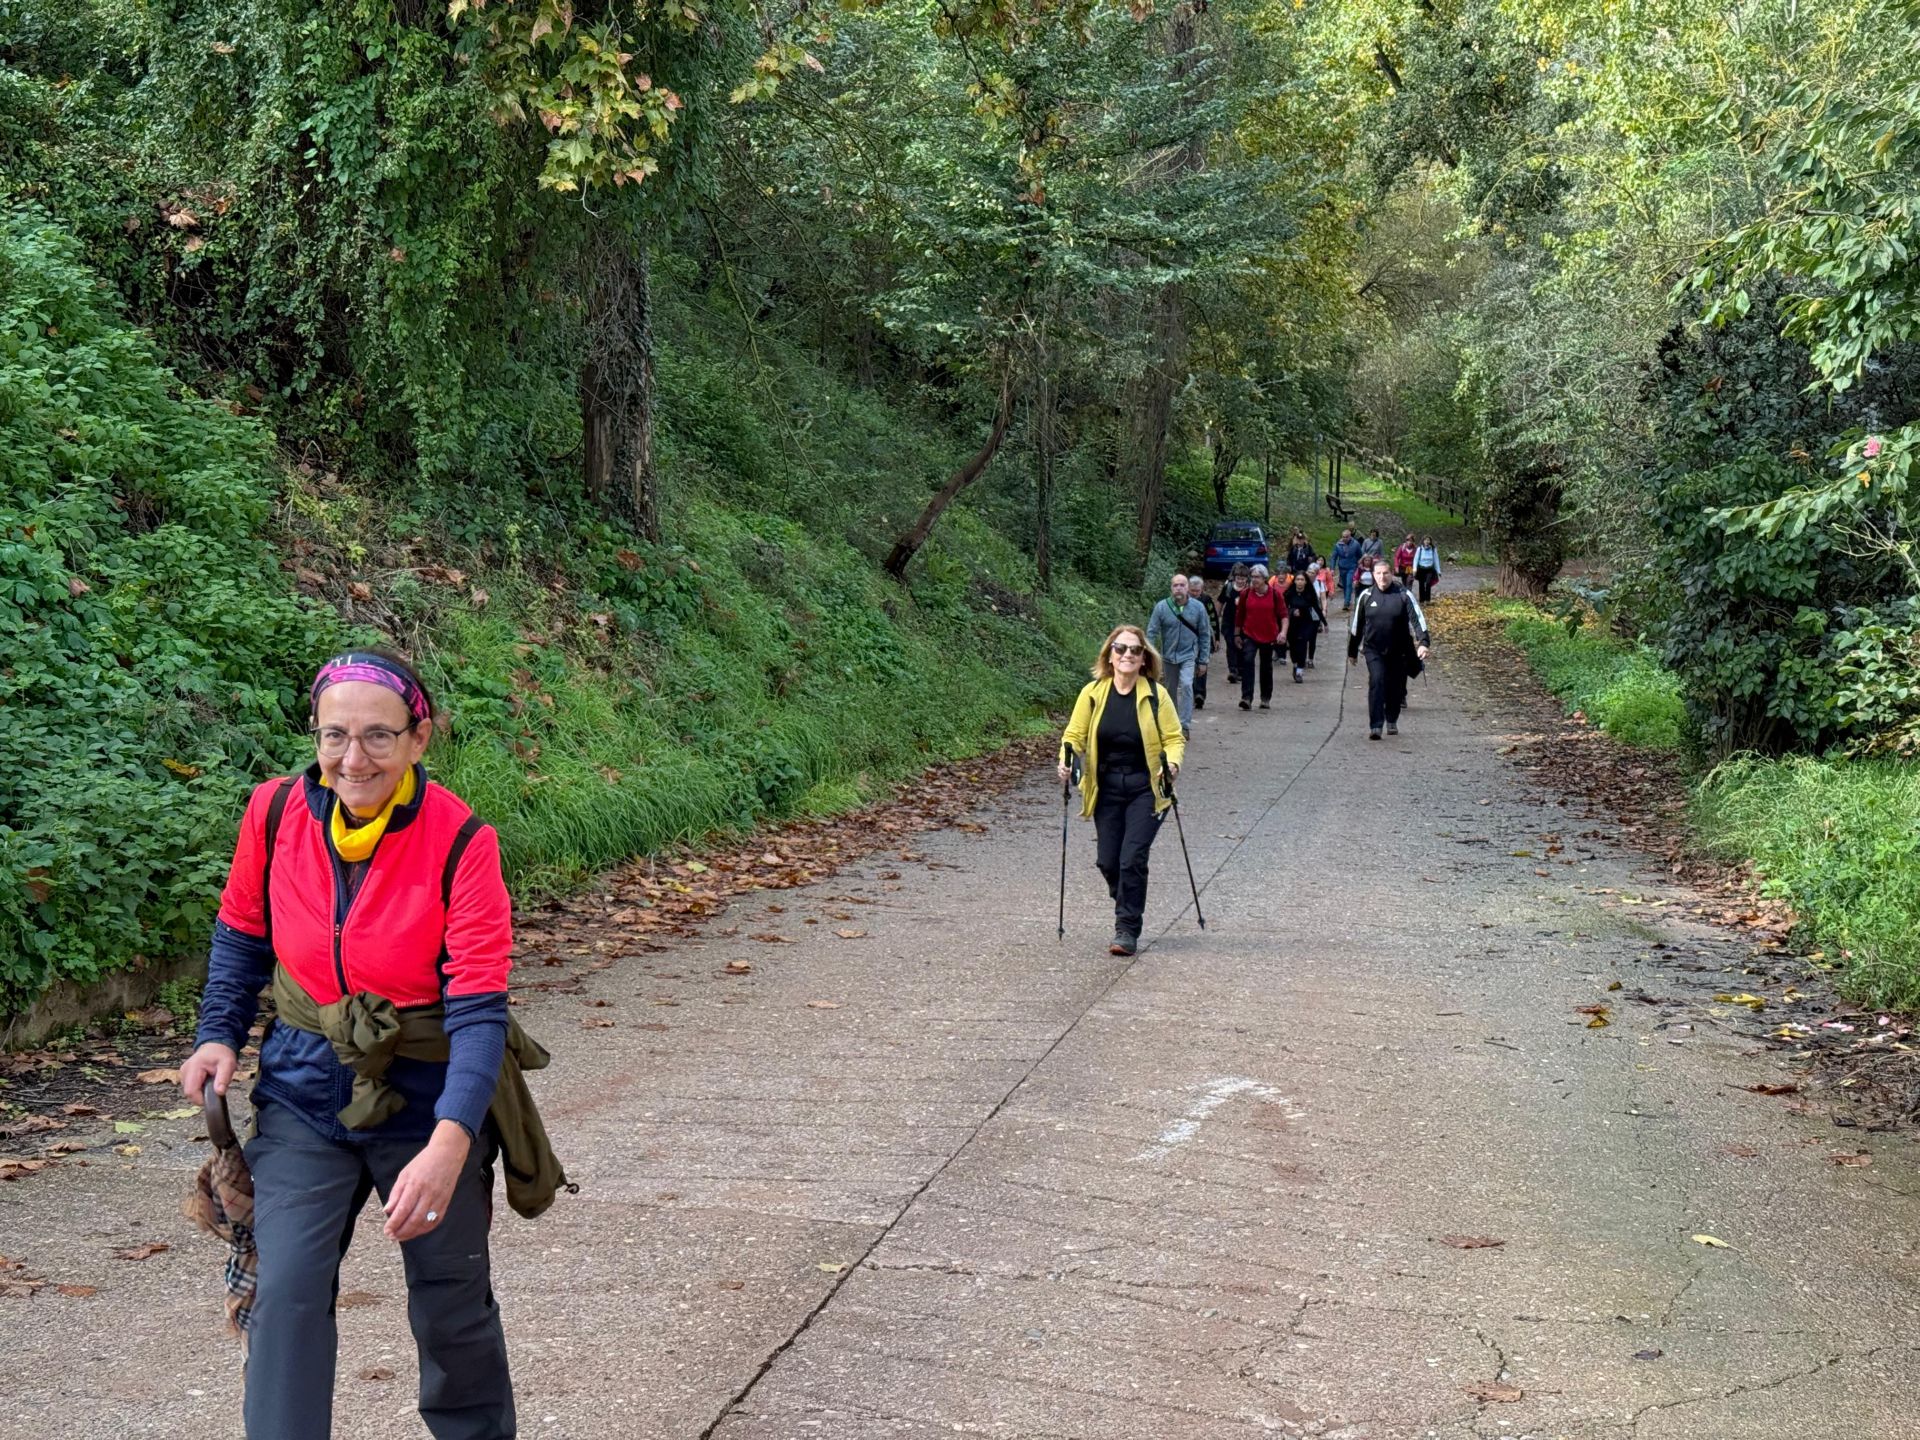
[1348,558,1431,740]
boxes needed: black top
[1348,581,1431,659]
[1283,582,1325,630]
[1097,685,1149,772]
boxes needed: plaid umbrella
[181,1088,255,1351]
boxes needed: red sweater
[219,772,512,1007]
[1235,584,1287,645]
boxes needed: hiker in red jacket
[1233,564,1288,710]
[180,650,526,1440]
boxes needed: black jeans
[1193,662,1208,709]
[1094,768,1161,934]
[245,1101,516,1440]
[1416,566,1438,602]
[1239,638,1278,702]
[1365,651,1409,730]
[1288,626,1318,671]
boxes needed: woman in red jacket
[1234,564,1289,710]
[180,650,517,1440]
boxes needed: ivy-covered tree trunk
[884,372,1016,579]
[579,230,661,542]
[1484,455,1566,597]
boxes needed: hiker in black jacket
[1348,558,1431,739]
[1282,571,1326,684]
[1192,580,1224,710]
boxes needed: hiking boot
[1239,699,1251,711]
[1386,722,1398,735]
[1258,701,1269,709]
[1109,930,1139,957]
[1293,668,1304,683]
[1368,728,1382,740]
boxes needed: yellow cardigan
[1059,676,1187,818]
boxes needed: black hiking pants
[244,1101,515,1440]
[1416,567,1438,602]
[1093,767,1161,936]
[1288,624,1319,673]
[1365,651,1409,730]
[1239,639,1278,703]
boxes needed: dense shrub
[1493,600,1688,749]
[0,211,340,1010]
[1698,757,1920,1011]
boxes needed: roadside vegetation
[1478,589,1920,1011]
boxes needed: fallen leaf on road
[0,1115,65,1139]
[806,1000,842,1009]
[581,1017,615,1029]
[1607,980,1623,992]
[113,1144,141,1157]
[1713,993,1767,1011]
[1464,1380,1523,1403]
[1744,1083,1799,1096]
[154,1106,197,1120]
[816,1261,847,1273]
[723,961,753,975]
[718,1279,745,1291]
[56,1284,99,1298]
[359,1366,395,1381]
[113,1243,169,1261]
[338,1291,382,1308]
[748,934,793,945]
[1632,1348,1663,1361]
[135,1068,180,1084]
[60,1103,101,1117]
[114,1121,144,1134]
[834,929,867,940]
[1439,1235,1505,1249]
[1690,1234,1730,1248]
[1831,1152,1872,1167]
[1717,1144,1760,1158]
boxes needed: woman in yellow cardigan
[1057,624,1188,955]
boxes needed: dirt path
[6,601,1920,1438]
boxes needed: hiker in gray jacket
[1145,573,1211,727]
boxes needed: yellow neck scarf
[325,767,418,862]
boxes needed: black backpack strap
[436,813,486,991]
[259,776,297,946]
[441,814,485,910]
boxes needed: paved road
[7,614,1920,1438]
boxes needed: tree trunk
[628,245,659,543]
[579,227,659,542]
[1208,438,1238,514]
[885,373,1017,579]
[1034,372,1055,590]
[1130,1,1205,566]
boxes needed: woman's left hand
[384,1120,471,1242]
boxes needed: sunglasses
[1110,642,1145,657]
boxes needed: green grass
[1697,756,1920,1011]
[1492,600,1688,749]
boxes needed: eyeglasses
[311,723,418,759]
[1110,643,1145,658]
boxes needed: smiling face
[1108,629,1147,680]
[314,681,432,818]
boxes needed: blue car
[1199,520,1271,579]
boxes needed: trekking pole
[1161,762,1206,930]
[1057,748,1080,940]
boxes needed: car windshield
[1210,523,1263,541]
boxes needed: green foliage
[1492,599,1687,750]
[0,211,341,1012]
[1697,756,1920,1012]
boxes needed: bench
[1324,493,1353,522]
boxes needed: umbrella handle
[204,1085,237,1150]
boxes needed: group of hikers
[164,525,1439,1437]
[1058,524,1435,957]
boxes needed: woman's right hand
[1057,762,1073,782]
[181,1042,239,1103]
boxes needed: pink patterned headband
[310,653,431,724]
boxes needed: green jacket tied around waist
[269,965,571,1219]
